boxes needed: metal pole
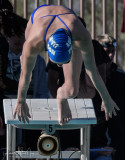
[114,0,118,63]
[7,125,9,160]
[12,0,16,13]
[24,0,28,19]
[91,0,96,39]
[46,0,50,5]
[12,127,16,160]
[58,0,61,5]
[80,0,84,18]
[80,128,84,160]
[35,0,39,8]
[7,125,12,160]
[69,0,73,9]
[86,125,91,160]
[102,0,107,34]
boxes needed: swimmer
[13,4,119,125]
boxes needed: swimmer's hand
[13,100,31,123]
[101,99,120,120]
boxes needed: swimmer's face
[102,41,116,61]
[104,46,115,61]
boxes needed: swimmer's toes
[69,117,72,121]
[59,120,63,126]
[58,115,72,126]
[63,118,68,123]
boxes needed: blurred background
[9,0,125,71]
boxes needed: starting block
[3,98,97,160]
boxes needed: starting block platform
[3,98,97,160]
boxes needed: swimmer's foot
[57,99,72,125]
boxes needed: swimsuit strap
[31,4,49,24]
[40,12,72,34]
[65,6,77,16]
[56,15,72,39]
[40,12,73,18]
[42,13,72,50]
[44,15,56,50]
[31,5,76,50]
[31,4,77,24]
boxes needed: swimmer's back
[32,5,76,23]
[25,5,87,49]
[26,5,77,40]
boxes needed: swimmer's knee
[67,86,79,98]
[57,85,79,99]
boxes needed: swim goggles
[102,41,117,48]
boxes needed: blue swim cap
[47,28,72,64]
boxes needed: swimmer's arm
[17,41,37,102]
[74,33,110,102]
[74,32,119,120]
[25,17,32,40]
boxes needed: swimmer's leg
[57,49,82,125]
